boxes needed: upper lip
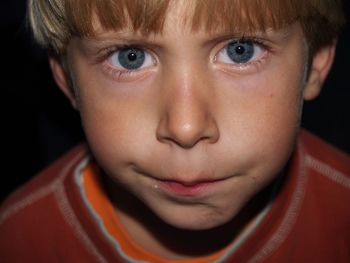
[131,161,239,186]
[156,178,227,186]
[133,167,230,185]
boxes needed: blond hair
[28,0,345,56]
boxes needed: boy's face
[52,3,332,230]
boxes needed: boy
[1,0,349,262]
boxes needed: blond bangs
[191,0,306,33]
[28,0,345,55]
[65,0,170,36]
[68,0,305,35]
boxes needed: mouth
[155,178,227,197]
[132,166,233,198]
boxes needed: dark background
[1,1,350,201]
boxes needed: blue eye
[118,48,145,69]
[109,47,154,70]
[227,41,254,64]
[216,40,264,65]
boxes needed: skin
[50,2,336,259]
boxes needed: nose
[156,74,220,149]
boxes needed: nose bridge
[157,64,219,148]
[167,73,206,131]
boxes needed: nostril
[156,116,220,149]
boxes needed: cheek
[216,56,305,172]
[82,103,154,164]
[73,71,158,171]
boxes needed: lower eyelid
[101,60,156,82]
[215,56,268,76]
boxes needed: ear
[49,56,78,109]
[303,42,337,100]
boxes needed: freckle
[251,176,258,182]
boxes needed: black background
[1,1,349,201]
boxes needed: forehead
[67,0,307,38]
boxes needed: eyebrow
[76,22,297,55]
[77,35,161,57]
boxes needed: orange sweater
[1,130,350,262]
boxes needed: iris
[226,41,255,64]
[118,48,146,69]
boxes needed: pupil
[128,52,137,61]
[235,45,245,55]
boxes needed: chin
[152,203,237,231]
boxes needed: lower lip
[157,180,220,196]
